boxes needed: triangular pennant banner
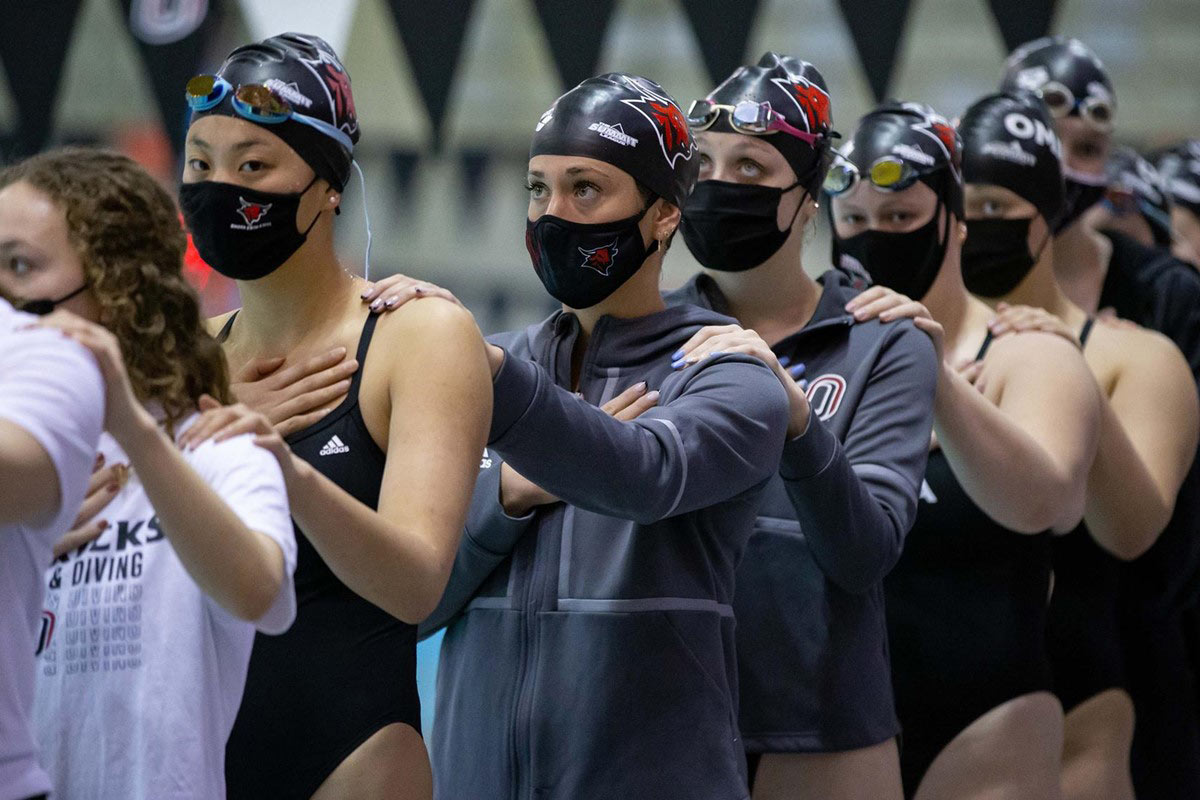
[236,0,359,56]
[0,0,84,158]
[531,0,617,91]
[385,0,477,147]
[121,0,223,163]
[835,0,913,103]
[986,0,1058,54]
[679,0,761,85]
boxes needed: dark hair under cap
[194,32,360,191]
[959,90,1065,229]
[1156,140,1200,218]
[1108,146,1173,246]
[1001,36,1115,120]
[839,100,963,218]
[530,73,698,209]
[703,51,835,196]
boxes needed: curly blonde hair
[0,147,232,434]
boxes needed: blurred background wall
[3,0,1196,733]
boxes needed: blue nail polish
[670,348,684,361]
[789,363,807,378]
[778,355,791,368]
[799,379,810,391]
[671,358,687,369]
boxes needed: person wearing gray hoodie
[420,73,791,800]
[668,54,938,800]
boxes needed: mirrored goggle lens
[1039,84,1075,116]
[730,102,770,133]
[869,157,916,189]
[1083,98,1114,128]
[234,85,291,118]
[686,100,720,129]
[185,75,224,108]
[823,162,857,195]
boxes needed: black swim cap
[1107,146,1173,246]
[1001,37,1115,127]
[195,32,360,191]
[530,73,699,209]
[701,52,835,196]
[1157,141,1200,218]
[837,100,963,218]
[959,90,1065,228]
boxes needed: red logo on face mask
[236,198,272,227]
[579,240,619,275]
[791,83,830,132]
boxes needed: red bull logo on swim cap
[619,76,696,170]
[771,75,831,133]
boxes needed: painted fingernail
[670,348,684,361]
[644,390,660,402]
[361,288,372,298]
[107,483,118,494]
[385,297,399,307]
[671,358,687,369]
[414,286,426,294]
[799,379,810,391]
[789,363,807,378]
[633,381,647,392]
[98,520,109,531]
[778,355,791,367]
[369,299,383,311]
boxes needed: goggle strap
[352,160,373,281]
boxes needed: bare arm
[1083,330,1199,558]
[122,417,287,622]
[935,331,1100,533]
[278,300,491,623]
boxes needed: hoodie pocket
[528,609,746,800]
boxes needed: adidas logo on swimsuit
[319,435,350,456]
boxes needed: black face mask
[16,283,88,316]
[179,176,321,281]
[679,179,804,271]
[833,198,949,301]
[1054,173,1106,233]
[962,217,1046,297]
[525,205,659,309]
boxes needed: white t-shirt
[33,415,297,800]
[0,300,104,800]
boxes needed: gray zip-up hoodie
[667,270,938,752]
[423,303,790,800]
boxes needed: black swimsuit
[219,312,422,800]
[1044,318,1128,712]
[885,331,1054,796]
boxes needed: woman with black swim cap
[959,90,1200,800]
[660,53,938,800]
[416,73,790,800]
[1159,140,1200,265]
[829,100,1101,799]
[1086,146,1177,253]
[1001,37,1200,375]
[176,33,492,800]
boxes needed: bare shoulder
[373,297,483,350]
[986,328,1087,375]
